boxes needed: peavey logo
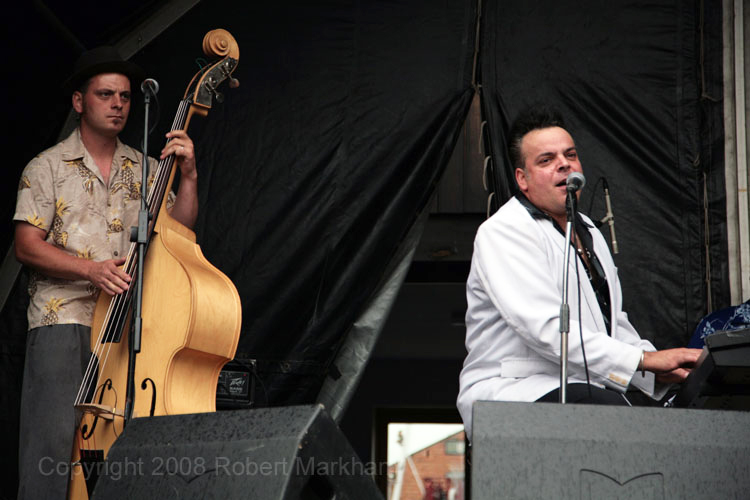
[579,470,664,499]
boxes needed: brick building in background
[388,430,465,500]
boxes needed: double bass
[68,29,242,499]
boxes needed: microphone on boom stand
[559,172,585,404]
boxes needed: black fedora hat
[62,46,145,95]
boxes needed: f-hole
[140,378,157,416]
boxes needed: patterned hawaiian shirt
[14,128,165,330]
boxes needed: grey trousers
[17,324,91,500]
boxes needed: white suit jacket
[457,196,666,439]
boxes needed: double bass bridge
[74,403,127,421]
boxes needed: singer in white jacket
[457,107,701,439]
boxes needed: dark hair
[508,106,566,171]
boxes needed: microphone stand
[124,88,154,423]
[559,189,577,404]
[601,179,618,254]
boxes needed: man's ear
[515,168,528,192]
[72,92,83,114]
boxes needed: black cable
[574,236,593,399]
[232,358,269,407]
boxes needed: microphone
[140,78,160,95]
[566,172,586,192]
[601,178,619,254]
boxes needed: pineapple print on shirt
[18,176,45,229]
[65,159,98,195]
[52,198,70,247]
[107,218,124,235]
[42,297,65,326]
[111,158,141,201]
[24,215,45,229]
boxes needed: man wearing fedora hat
[13,46,200,499]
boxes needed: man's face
[515,126,582,220]
[72,73,131,137]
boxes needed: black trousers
[17,324,91,500]
[536,383,630,405]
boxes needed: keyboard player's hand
[642,348,702,384]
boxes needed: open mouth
[555,179,566,187]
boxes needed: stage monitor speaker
[471,401,750,499]
[90,404,383,500]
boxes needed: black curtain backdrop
[479,0,728,348]
[122,0,478,404]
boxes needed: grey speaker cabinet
[471,401,750,499]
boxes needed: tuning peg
[218,60,240,89]
[204,81,224,103]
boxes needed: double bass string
[75,247,136,408]
[146,100,191,219]
[75,99,192,410]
